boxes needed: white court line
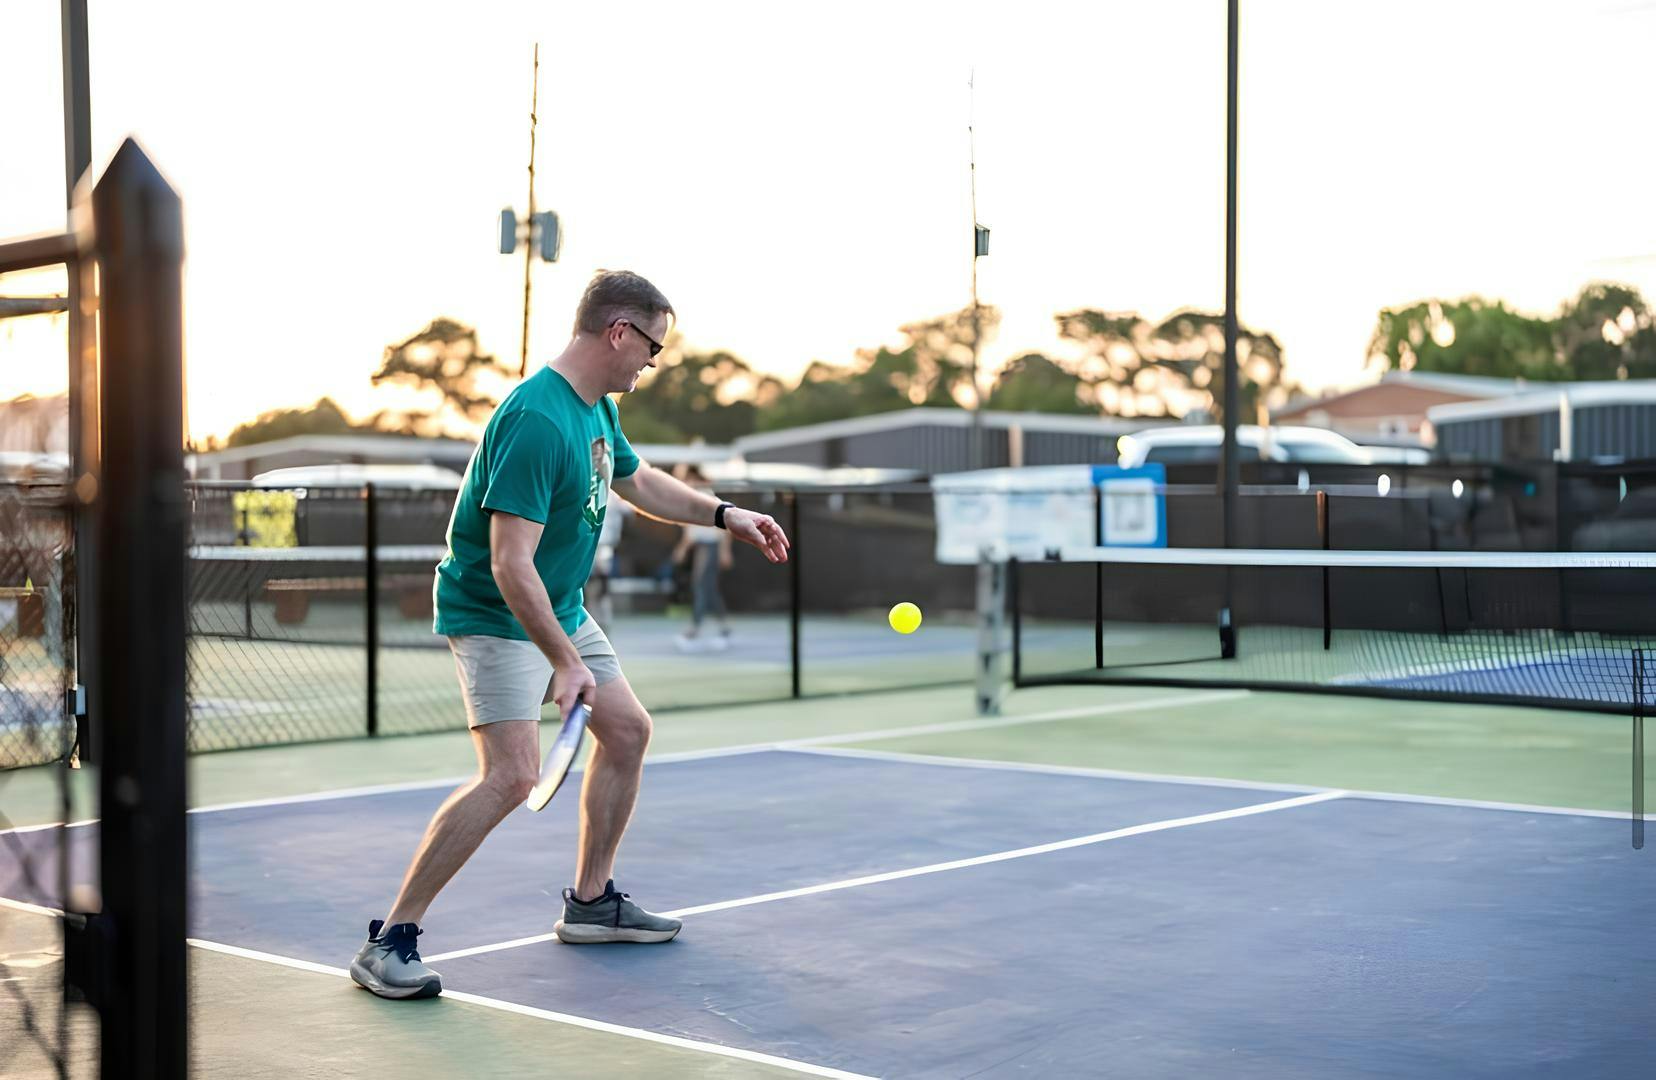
[787,744,1327,794]
[424,790,1343,963]
[784,744,1640,821]
[0,689,1236,834]
[0,894,64,918]
[186,938,873,1080]
[782,690,1249,747]
[1,818,92,835]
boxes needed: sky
[3,0,1655,443]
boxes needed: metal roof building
[733,408,1164,475]
[185,433,478,481]
[1428,381,1656,463]
[186,433,742,482]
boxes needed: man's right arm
[489,511,594,710]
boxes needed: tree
[1054,308,1299,423]
[755,359,869,432]
[621,339,784,445]
[1367,297,1557,380]
[988,353,1092,414]
[1553,283,1656,381]
[372,318,511,436]
[225,397,381,448]
[1365,284,1656,382]
[755,305,997,431]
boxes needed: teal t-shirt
[434,366,639,639]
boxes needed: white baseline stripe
[0,894,64,918]
[626,690,1246,765]
[187,938,873,1080]
[786,744,1326,795]
[784,744,1642,820]
[1,689,1235,835]
[425,790,1342,962]
[781,690,1248,747]
[1,818,96,835]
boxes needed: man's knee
[595,703,652,760]
[481,754,538,807]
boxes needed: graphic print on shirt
[582,435,613,532]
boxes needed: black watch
[713,502,735,529]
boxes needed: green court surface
[3,680,1646,1077]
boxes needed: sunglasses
[616,319,663,359]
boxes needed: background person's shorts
[448,619,623,728]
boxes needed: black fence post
[1009,557,1022,685]
[365,481,379,737]
[90,138,189,1079]
[1318,490,1332,651]
[789,491,801,699]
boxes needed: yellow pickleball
[888,602,922,635]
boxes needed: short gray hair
[573,270,674,336]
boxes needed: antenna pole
[519,44,540,378]
[968,68,983,469]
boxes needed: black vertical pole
[1094,485,1104,669]
[1317,490,1331,650]
[92,139,188,1080]
[1094,564,1105,671]
[1221,0,1242,656]
[1634,648,1645,851]
[365,482,379,737]
[1009,557,1022,685]
[1222,0,1241,550]
[789,492,801,699]
[62,0,94,769]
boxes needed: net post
[788,491,801,699]
[243,556,254,639]
[1635,648,1645,851]
[975,550,1004,716]
[1317,490,1331,651]
[1094,562,1105,669]
[89,138,189,1077]
[1094,484,1104,668]
[365,481,379,737]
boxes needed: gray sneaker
[554,880,682,944]
[350,920,442,999]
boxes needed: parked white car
[1115,425,1374,467]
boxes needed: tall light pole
[499,44,561,378]
[1222,0,1240,549]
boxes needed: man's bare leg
[383,719,539,927]
[573,674,652,900]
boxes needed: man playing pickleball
[350,270,791,999]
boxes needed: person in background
[586,493,633,625]
[671,465,734,652]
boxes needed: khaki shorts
[448,619,623,728]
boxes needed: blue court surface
[1360,651,1639,705]
[6,748,1654,1078]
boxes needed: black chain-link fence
[0,482,86,1078]
[177,482,983,752]
[170,464,1656,753]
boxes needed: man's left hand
[722,507,790,563]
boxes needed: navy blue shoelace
[385,928,422,963]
